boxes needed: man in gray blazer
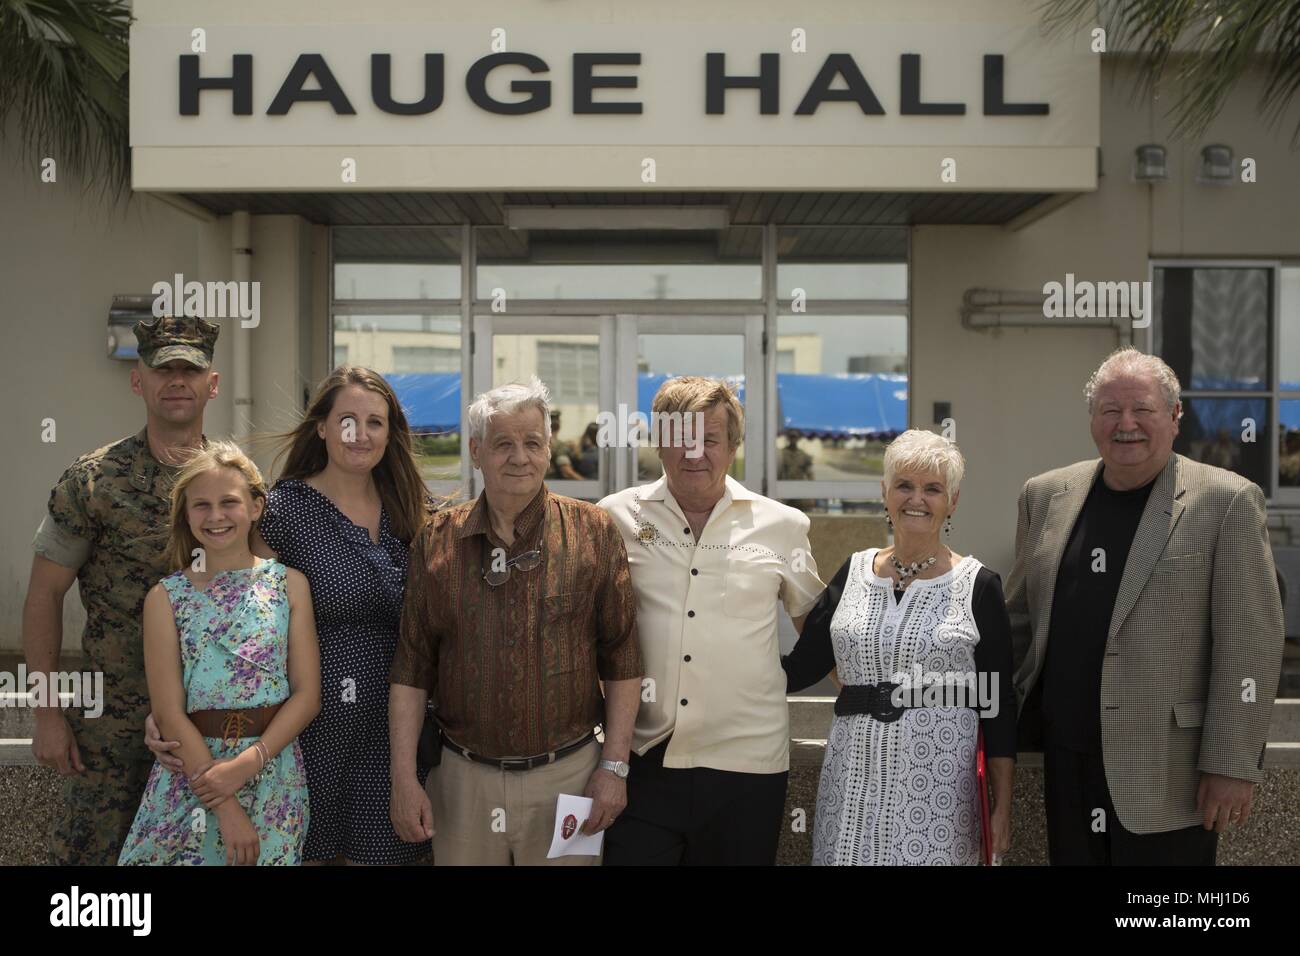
[1007,347,1283,865]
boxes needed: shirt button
[683,527,691,535]
[680,699,688,706]
[687,610,695,618]
[684,655,691,662]
[691,568,698,576]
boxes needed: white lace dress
[811,549,985,866]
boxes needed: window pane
[777,227,907,300]
[1154,266,1271,390]
[492,332,602,482]
[1281,399,1300,488]
[333,227,461,300]
[392,346,460,373]
[476,226,761,300]
[1282,267,1300,390]
[635,333,746,482]
[1173,397,1270,488]
[775,315,907,482]
[332,314,462,481]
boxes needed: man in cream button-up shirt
[600,377,824,865]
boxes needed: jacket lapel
[1032,461,1101,664]
[1107,454,1185,641]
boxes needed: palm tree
[0,0,131,197]
[1040,0,1300,145]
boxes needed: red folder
[977,724,992,865]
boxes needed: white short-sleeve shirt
[600,474,825,774]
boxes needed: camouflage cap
[133,316,219,369]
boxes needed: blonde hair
[883,429,965,501]
[651,376,745,450]
[167,440,267,572]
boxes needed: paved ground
[5,761,1297,866]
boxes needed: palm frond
[0,0,132,200]
[1039,0,1300,147]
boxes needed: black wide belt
[835,683,907,723]
[442,730,597,771]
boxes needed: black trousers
[1044,745,1218,865]
[603,738,788,866]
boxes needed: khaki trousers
[428,738,601,866]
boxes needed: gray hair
[467,377,552,444]
[883,429,965,500]
[1084,347,1182,419]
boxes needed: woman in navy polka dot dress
[143,367,436,863]
[259,368,436,864]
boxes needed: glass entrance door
[471,313,765,500]
[472,314,614,501]
[613,314,765,496]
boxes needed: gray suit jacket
[1006,453,1283,834]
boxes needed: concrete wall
[244,214,319,479]
[1,130,231,652]
[911,61,1300,579]
[0,125,321,652]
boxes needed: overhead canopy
[130,0,1099,194]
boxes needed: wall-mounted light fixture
[107,295,154,361]
[1133,144,1168,182]
[1197,144,1234,184]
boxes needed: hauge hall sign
[129,22,1098,190]
[177,51,1051,119]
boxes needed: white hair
[883,429,965,500]
[467,377,552,443]
[1084,347,1182,419]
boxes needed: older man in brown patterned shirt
[389,378,643,865]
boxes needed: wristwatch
[598,758,630,779]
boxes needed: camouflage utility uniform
[34,429,188,865]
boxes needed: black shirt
[1041,470,1156,753]
[782,556,1018,759]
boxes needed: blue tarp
[636,374,747,415]
[385,372,461,433]
[777,372,907,439]
[638,372,905,439]
[1282,400,1300,431]
[387,368,1300,437]
[392,370,909,437]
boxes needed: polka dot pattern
[261,479,431,865]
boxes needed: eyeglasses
[482,546,542,587]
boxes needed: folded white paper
[546,793,604,859]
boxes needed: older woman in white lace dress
[783,430,1016,865]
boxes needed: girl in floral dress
[119,442,320,866]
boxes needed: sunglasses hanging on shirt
[481,538,543,587]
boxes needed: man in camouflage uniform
[546,409,582,480]
[22,316,219,865]
[778,430,815,511]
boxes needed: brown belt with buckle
[189,703,283,747]
[442,730,597,771]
